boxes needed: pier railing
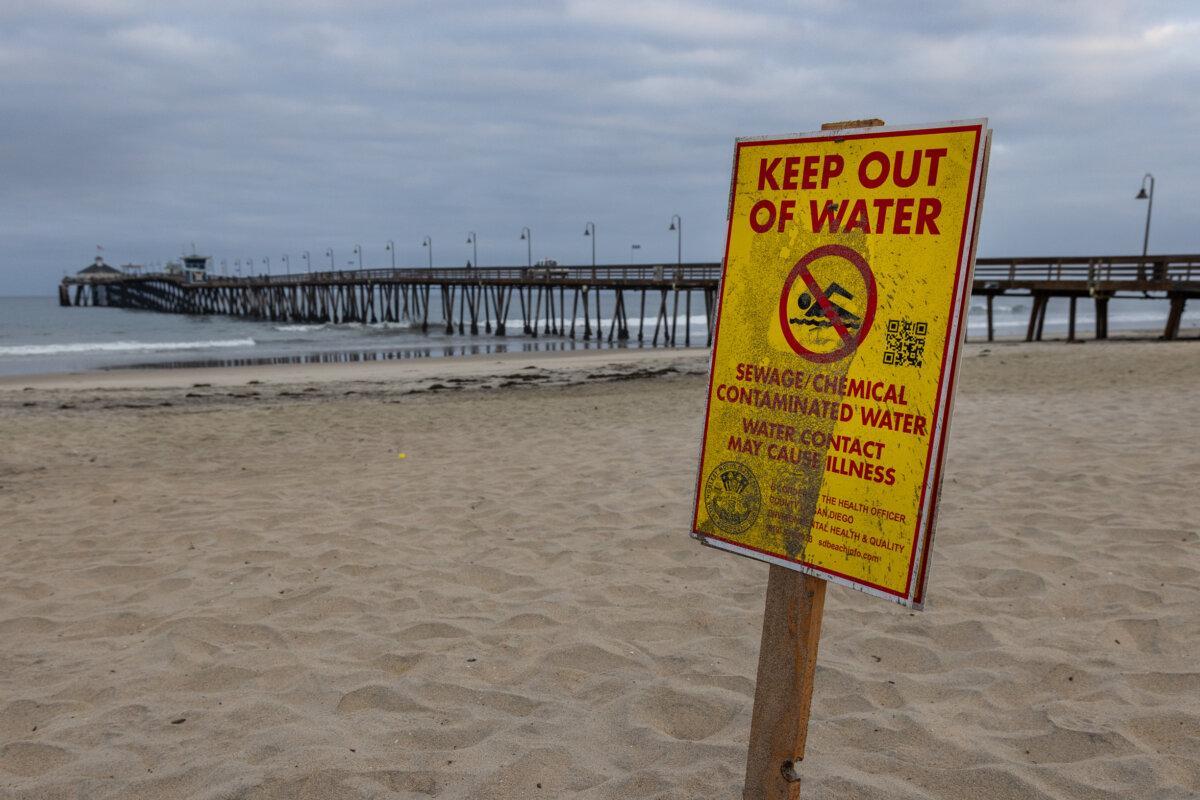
[63,256,1199,288]
[65,263,726,286]
[973,254,1200,284]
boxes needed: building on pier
[181,254,211,283]
[76,256,121,277]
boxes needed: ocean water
[0,293,1194,377]
[0,293,700,377]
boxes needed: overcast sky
[2,0,1197,294]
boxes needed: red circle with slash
[778,244,877,363]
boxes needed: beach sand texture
[1,342,1198,799]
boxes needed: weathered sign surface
[692,120,990,608]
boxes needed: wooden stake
[743,566,827,800]
[819,118,885,131]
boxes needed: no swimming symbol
[778,244,877,363]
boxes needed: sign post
[743,567,825,798]
[690,118,990,797]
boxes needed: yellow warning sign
[691,120,990,609]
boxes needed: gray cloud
[1,0,1196,291]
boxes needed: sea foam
[0,338,257,357]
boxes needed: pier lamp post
[325,248,335,272]
[386,240,395,269]
[221,259,227,275]
[422,236,433,269]
[353,244,363,271]
[302,251,311,273]
[282,254,290,275]
[583,222,596,279]
[235,259,241,276]
[1136,173,1155,256]
[263,257,270,277]
[630,243,641,264]
[1135,173,1155,280]
[520,227,532,268]
[466,231,478,268]
[669,214,682,268]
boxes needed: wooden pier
[59,254,1199,343]
[972,255,1198,341]
[59,264,724,347]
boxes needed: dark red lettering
[782,157,800,190]
[892,198,914,234]
[858,151,889,189]
[809,200,848,233]
[916,198,941,234]
[821,155,844,188]
[750,200,776,233]
[802,155,820,190]
[758,157,781,191]
[845,199,871,233]
[925,148,947,186]
[872,198,895,233]
[893,150,921,188]
[777,199,796,232]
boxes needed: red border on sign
[912,129,989,606]
[900,126,983,601]
[690,122,985,603]
[777,244,877,363]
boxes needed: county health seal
[704,461,762,535]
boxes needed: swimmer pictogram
[789,282,862,330]
[778,244,877,363]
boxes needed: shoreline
[0,346,711,392]
[1,332,1195,396]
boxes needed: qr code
[883,319,927,367]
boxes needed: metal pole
[387,240,395,269]
[521,227,532,268]
[670,214,682,268]
[584,222,596,279]
[1141,174,1155,259]
[1136,173,1155,282]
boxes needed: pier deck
[59,255,1199,343]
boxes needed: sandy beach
[1,341,1198,799]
